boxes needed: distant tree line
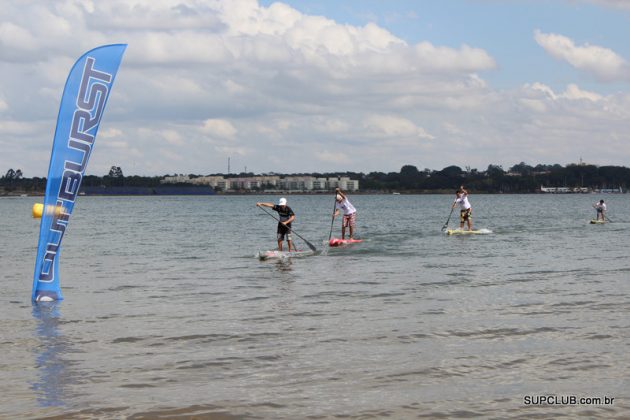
[357,163,630,193]
[2,163,629,194]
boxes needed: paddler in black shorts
[451,186,473,231]
[256,197,296,251]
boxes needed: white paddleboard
[257,250,315,260]
[446,228,492,235]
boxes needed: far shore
[2,189,618,197]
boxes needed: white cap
[278,197,287,206]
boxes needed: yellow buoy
[32,203,65,218]
[32,203,44,218]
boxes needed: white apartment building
[278,176,316,190]
[312,178,328,190]
[161,174,358,191]
[161,174,190,184]
[328,176,359,191]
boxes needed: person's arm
[333,208,340,217]
[452,194,461,208]
[256,202,274,208]
[283,209,296,225]
[460,185,468,196]
[336,187,347,200]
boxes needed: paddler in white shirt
[451,186,473,231]
[593,199,607,221]
[333,188,357,239]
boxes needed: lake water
[1,194,628,419]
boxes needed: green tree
[108,166,124,178]
[399,165,421,189]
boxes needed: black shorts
[460,208,472,222]
[277,223,292,241]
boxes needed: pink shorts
[342,212,356,227]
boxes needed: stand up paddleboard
[446,229,491,235]
[590,220,606,224]
[328,238,363,247]
[257,250,315,260]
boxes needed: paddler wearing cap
[333,188,357,239]
[256,198,296,251]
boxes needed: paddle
[258,206,317,252]
[442,205,455,231]
[328,194,337,241]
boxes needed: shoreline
[2,190,621,197]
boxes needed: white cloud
[583,0,630,10]
[519,98,548,113]
[315,150,351,165]
[524,82,603,103]
[561,84,602,102]
[201,119,237,139]
[0,22,38,52]
[162,129,185,145]
[528,82,557,100]
[534,29,629,81]
[363,115,434,140]
[99,128,123,138]
[0,119,38,135]
[216,145,249,156]
[314,118,351,134]
[158,148,184,161]
[1,1,629,176]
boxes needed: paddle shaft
[595,210,613,222]
[258,206,317,252]
[442,205,455,230]
[328,196,337,241]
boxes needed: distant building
[329,176,359,191]
[540,185,589,193]
[278,176,315,190]
[190,176,230,190]
[161,174,190,184]
[160,174,359,192]
[312,178,328,190]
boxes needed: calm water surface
[1,194,628,419]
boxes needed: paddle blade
[303,238,317,252]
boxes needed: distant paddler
[333,188,357,240]
[256,198,295,252]
[451,185,473,231]
[593,199,607,222]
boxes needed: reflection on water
[31,302,72,408]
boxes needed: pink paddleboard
[328,238,363,247]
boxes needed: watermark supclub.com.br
[524,395,615,406]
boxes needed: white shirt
[455,193,471,210]
[336,198,356,216]
[594,202,606,211]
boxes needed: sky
[1,0,629,177]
